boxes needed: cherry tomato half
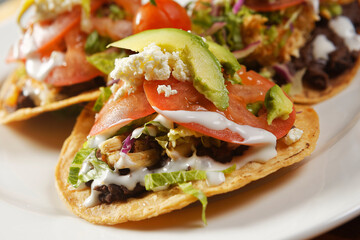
[133,0,192,34]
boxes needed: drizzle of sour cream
[82,110,278,207]
[329,16,360,51]
[312,34,336,62]
[25,51,66,81]
[153,107,277,146]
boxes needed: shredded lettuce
[179,182,208,225]
[192,2,253,52]
[68,142,112,188]
[93,87,112,112]
[86,51,127,75]
[85,31,113,55]
[221,164,237,174]
[168,126,202,143]
[144,170,207,191]
[78,152,112,184]
[68,143,95,187]
[108,4,126,20]
[114,114,157,136]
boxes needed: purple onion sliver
[296,111,303,114]
[232,40,261,59]
[121,134,135,154]
[289,23,294,33]
[107,78,120,86]
[273,64,293,83]
[204,22,226,36]
[232,0,244,14]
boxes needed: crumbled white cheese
[110,43,191,100]
[312,34,336,62]
[284,128,303,145]
[157,85,178,97]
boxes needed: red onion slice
[232,40,261,59]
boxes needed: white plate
[1,14,360,240]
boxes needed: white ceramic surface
[1,12,360,240]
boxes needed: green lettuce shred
[86,51,127,75]
[93,87,112,112]
[85,31,113,55]
[68,144,95,187]
[179,182,208,225]
[87,51,127,74]
[68,142,112,188]
[221,164,236,174]
[144,170,207,191]
[78,152,112,184]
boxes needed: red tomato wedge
[133,0,191,33]
[45,27,103,86]
[89,88,155,136]
[144,76,295,142]
[144,78,246,143]
[245,0,305,12]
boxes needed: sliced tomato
[89,88,155,136]
[133,0,191,33]
[143,78,246,143]
[45,27,103,86]
[144,76,295,142]
[245,0,305,12]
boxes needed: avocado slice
[108,28,229,110]
[265,85,293,125]
[207,41,242,83]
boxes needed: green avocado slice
[108,28,229,110]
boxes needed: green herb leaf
[93,87,112,112]
[144,170,207,191]
[179,182,208,225]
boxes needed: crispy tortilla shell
[0,70,100,124]
[55,104,319,225]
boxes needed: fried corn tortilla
[55,104,319,225]
[292,48,360,104]
[0,70,100,124]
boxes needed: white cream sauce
[153,108,277,146]
[82,110,278,207]
[25,51,66,81]
[329,16,360,51]
[312,34,336,62]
